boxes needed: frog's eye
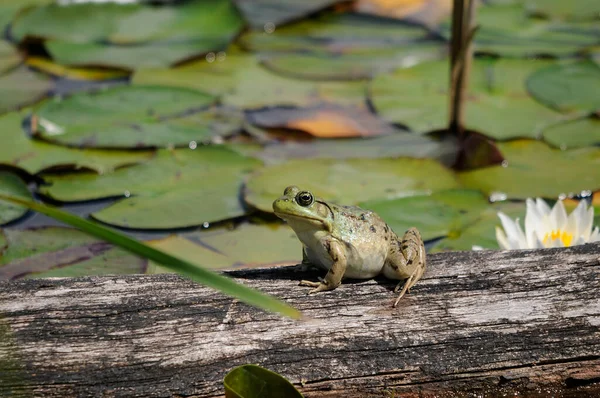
[296,191,314,207]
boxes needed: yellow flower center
[542,229,573,247]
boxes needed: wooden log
[1,243,599,397]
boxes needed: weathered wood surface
[1,243,600,397]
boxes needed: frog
[272,186,426,307]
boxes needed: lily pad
[257,132,459,165]
[370,58,562,139]
[132,51,368,110]
[32,85,224,149]
[40,147,261,229]
[244,157,459,213]
[260,43,446,81]
[0,172,32,225]
[0,227,145,279]
[148,222,300,273]
[526,60,600,114]
[240,12,442,80]
[459,140,600,200]
[430,201,526,252]
[542,117,600,149]
[439,3,600,57]
[12,0,244,69]
[224,364,303,398]
[0,112,153,174]
[359,189,489,242]
[526,0,600,21]
[26,56,130,80]
[0,66,52,115]
[0,40,21,75]
[233,0,342,29]
[246,103,397,138]
[355,0,453,27]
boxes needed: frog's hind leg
[383,227,426,307]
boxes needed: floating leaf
[0,66,52,115]
[542,117,600,149]
[246,104,397,138]
[430,201,525,252]
[0,193,301,319]
[527,60,600,114]
[257,131,458,164]
[355,0,453,27]
[0,172,32,225]
[526,0,600,21]
[233,0,342,29]
[459,140,600,199]
[244,157,459,212]
[241,12,442,80]
[224,364,304,398]
[360,189,489,241]
[132,51,368,109]
[32,85,224,149]
[40,147,261,229]
[13,1,245,69]
[0,40,21,75]
[26,56,129,80]
[148,222,300,273]
[439,3,600,57]
[370,59,562,139]
[0,227,146,279]
[0,112,153,174]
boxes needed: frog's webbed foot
[299,279,333,294]
[392,267,419,307]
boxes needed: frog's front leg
[299,239,346,294]
[384,227,426,307]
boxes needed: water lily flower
[496,198,600,250]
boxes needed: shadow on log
[1,243,600,397]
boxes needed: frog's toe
[299,280,321,288]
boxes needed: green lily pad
[240,12,442,80]
[244,157,459,213]
[526,0,600,21]
[440,3,600,57]
[370,58,562,139]
[459,140,600,200]
[132,51,368,110]
[224,364,303,398]
[542,117,600,149]
[32,85,226,149]
[13,0,244,69]
[149,222,300,273]
[233,0,342,29]
[430,201,526,252]
[260,43,446,81]
[0,172,32,225]
[0,112,153,174]
[0,40,21,75]
[40,147,261,229]
[0,66,52,115]
[0,227,145,279]
[257,132,458,165]
[359,189,489,242]
[526,60,600,114]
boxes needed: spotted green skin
[272,186,426,305]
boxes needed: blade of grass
[0,193,302,319]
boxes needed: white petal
[472,245,484,251]
[514,218,528,249]
[536,198,551,216]
[581,205,594,241]
[590,226,600,242]
[565,200,585,240]
[550,200,567,231]
[495,226,511,250]
[531,234,545,249]
[497,212,525,249]
[525,199,539,248]
[572,236,586,246]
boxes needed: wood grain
[1,243,600,397]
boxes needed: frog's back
[330,204,393,278]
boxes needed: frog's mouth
[273,211,324,225]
